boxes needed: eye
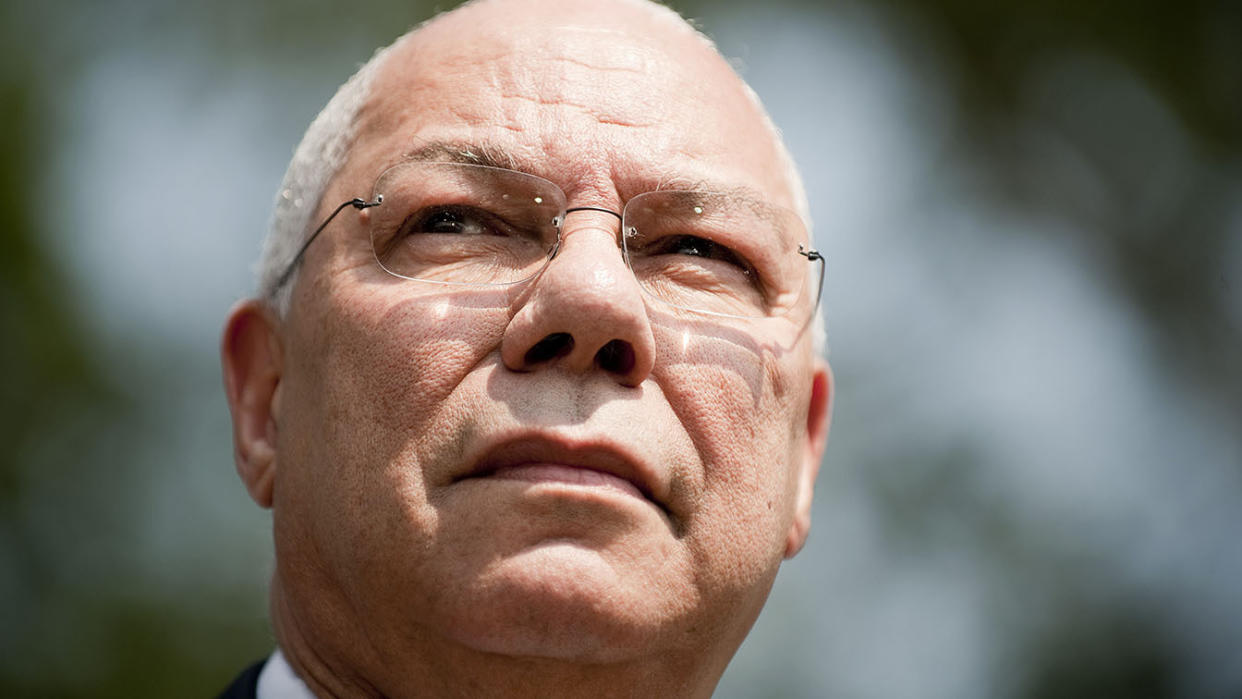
[645,234,753,275]
[402,205,501,236]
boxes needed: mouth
[482,463,647,499]
[455,435,669,516]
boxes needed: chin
[433,541,697,663]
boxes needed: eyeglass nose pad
[545,215,564,261]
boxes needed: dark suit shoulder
[216,659,266,699]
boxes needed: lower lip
[485,464,645,500]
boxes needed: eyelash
[636,234,753,273]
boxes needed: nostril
[525,332,574,366]
[595,340,636,375]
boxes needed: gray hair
[255,0,826,354]
[256,41,396,313]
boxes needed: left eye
[646,235,752,273]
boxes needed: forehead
[342,2,794,208]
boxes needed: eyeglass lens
[369,161,817,319]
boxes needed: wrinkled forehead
[344,1,795,209]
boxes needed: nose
[500,209,656,387]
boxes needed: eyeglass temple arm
[798,244,825,310]
[274,197,382,291]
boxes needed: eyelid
[405,204,529,238]
[637,234,756,275]
[623,190,798,291]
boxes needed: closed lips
[457,435,668,515]
[484,463,646,500]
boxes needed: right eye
[401,205,501,236]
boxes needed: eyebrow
[655,178,771,208]
[402,141,521,171]
[399,140,787,225]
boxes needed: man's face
[247,0,829,676]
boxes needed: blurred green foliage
[875,0,1242,422]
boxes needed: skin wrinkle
[497,89,658,130]
[377,137,795,281]
[398,138,760,210]
[272,557,381,697]
[545,53,650,74]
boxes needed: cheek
[278,286,512,565]
[317,288,510,436]
[653,325,809,585]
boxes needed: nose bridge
[547,206,636,296]
[548,206,630,277]
[557,205,623,255]
[564,205,622,223]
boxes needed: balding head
[224,1,831,696]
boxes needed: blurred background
[1,0,1239,696]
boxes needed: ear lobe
[221,299,283,508]
[784,361,833,558]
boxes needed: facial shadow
[645,304,815,411]
[370,269,816,426]
[368,275,644,428]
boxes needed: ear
[221,299,284,508]
[784,360,833,558]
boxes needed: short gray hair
[255,0,825,354]
[256,41,396,313]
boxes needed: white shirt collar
[256,649,315,699]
